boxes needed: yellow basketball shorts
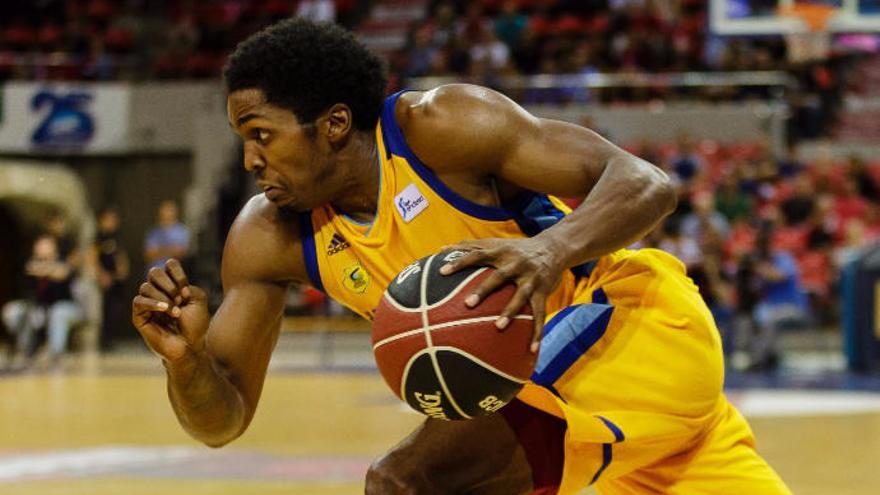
[503,249,792,495]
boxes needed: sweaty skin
[132,84,674,490]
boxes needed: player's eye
[254,128,270,145]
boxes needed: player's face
[227,89,334,212]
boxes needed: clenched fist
[132,259,209,363]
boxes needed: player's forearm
[164,350,248,448]
[540,155,676,268]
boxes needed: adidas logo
[326,233,350,256]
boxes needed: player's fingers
[439,248,490,275]
[464,268,510,308]
[147,267,179,301]
[529,293,547,354]
[133,294,170,313]
[138,282,173,307]
[165,258,189,291]
[495,281,533,330]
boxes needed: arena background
[2,0,880,494]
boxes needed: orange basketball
[372,250,536,420]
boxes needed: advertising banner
[0,82,130,154]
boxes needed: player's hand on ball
[132,258,210,364]
[439,237,564,353]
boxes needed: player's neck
[330,131,380,222]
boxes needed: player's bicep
[498,117,624,198]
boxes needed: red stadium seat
[3,25,36,50]
[104,27,135,54]
[36,24,64,50]
[86,0,116,21]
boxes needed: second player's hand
[132,258,210,364]
[439,237,564,353]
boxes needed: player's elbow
[365,455,430,495]
[653,170,678,217]
[638,161,677,217]
[191,427,244,449]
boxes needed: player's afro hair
[224,18,387,131]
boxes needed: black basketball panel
[425,250,483,306]
[387,256,428,309]
[402,352,464,421]
[435,349,524,418]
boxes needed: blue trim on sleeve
[590,416,625,485]
[531,303,614,387]
[298,212,324,293]
[379,90,512,221]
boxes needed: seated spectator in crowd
[715,171,754,223]
[780,174,817,226]
[658,216,703,269]
[738,221,811,371]
[669,134,706,183]
[682,192,730,242]
[834,177,870,239]
[2,234,83,369]
[144,200,190,273]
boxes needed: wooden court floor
[2,354,879,495]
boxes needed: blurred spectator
[780,174,816,226]
[2,234,83,369]
[740,221,811,371]
[715,172,754,222]
[493,1,527,48]
[682,192,730,242]
[669,134,705,183]
[658,216,703,269]
[296,0,336,24]
[144,200,190,273]
[92,207,129,351]
[833,177,869,237]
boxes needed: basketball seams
[421,254,472,420]
[399,348,427,400]
[431,346,528,384]
[372,314,534,350]
[423,267,489,310]
[381,291,421,313]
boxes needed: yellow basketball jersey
[297,93,771,494]
[298,90,598,322]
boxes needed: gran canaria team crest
[342,262,370,294]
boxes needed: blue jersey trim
[298,212,324,292]
[590,416,625,485]
[504,191,596,280]
[380,90,513,221]
[591,444,613,485]
[592,287,608,304]
[531,303,614,387]
[596,415,625,442]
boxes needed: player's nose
[243,141,266,172]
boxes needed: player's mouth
[263,186,283,202]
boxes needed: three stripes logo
[326,233,350,256]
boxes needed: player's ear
[323,103,353,147]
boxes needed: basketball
[372,250,537,420]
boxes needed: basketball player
[133,19,791,495]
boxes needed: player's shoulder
[222,194,306,284]
[395,84,531,174]
[396,84,517,130]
